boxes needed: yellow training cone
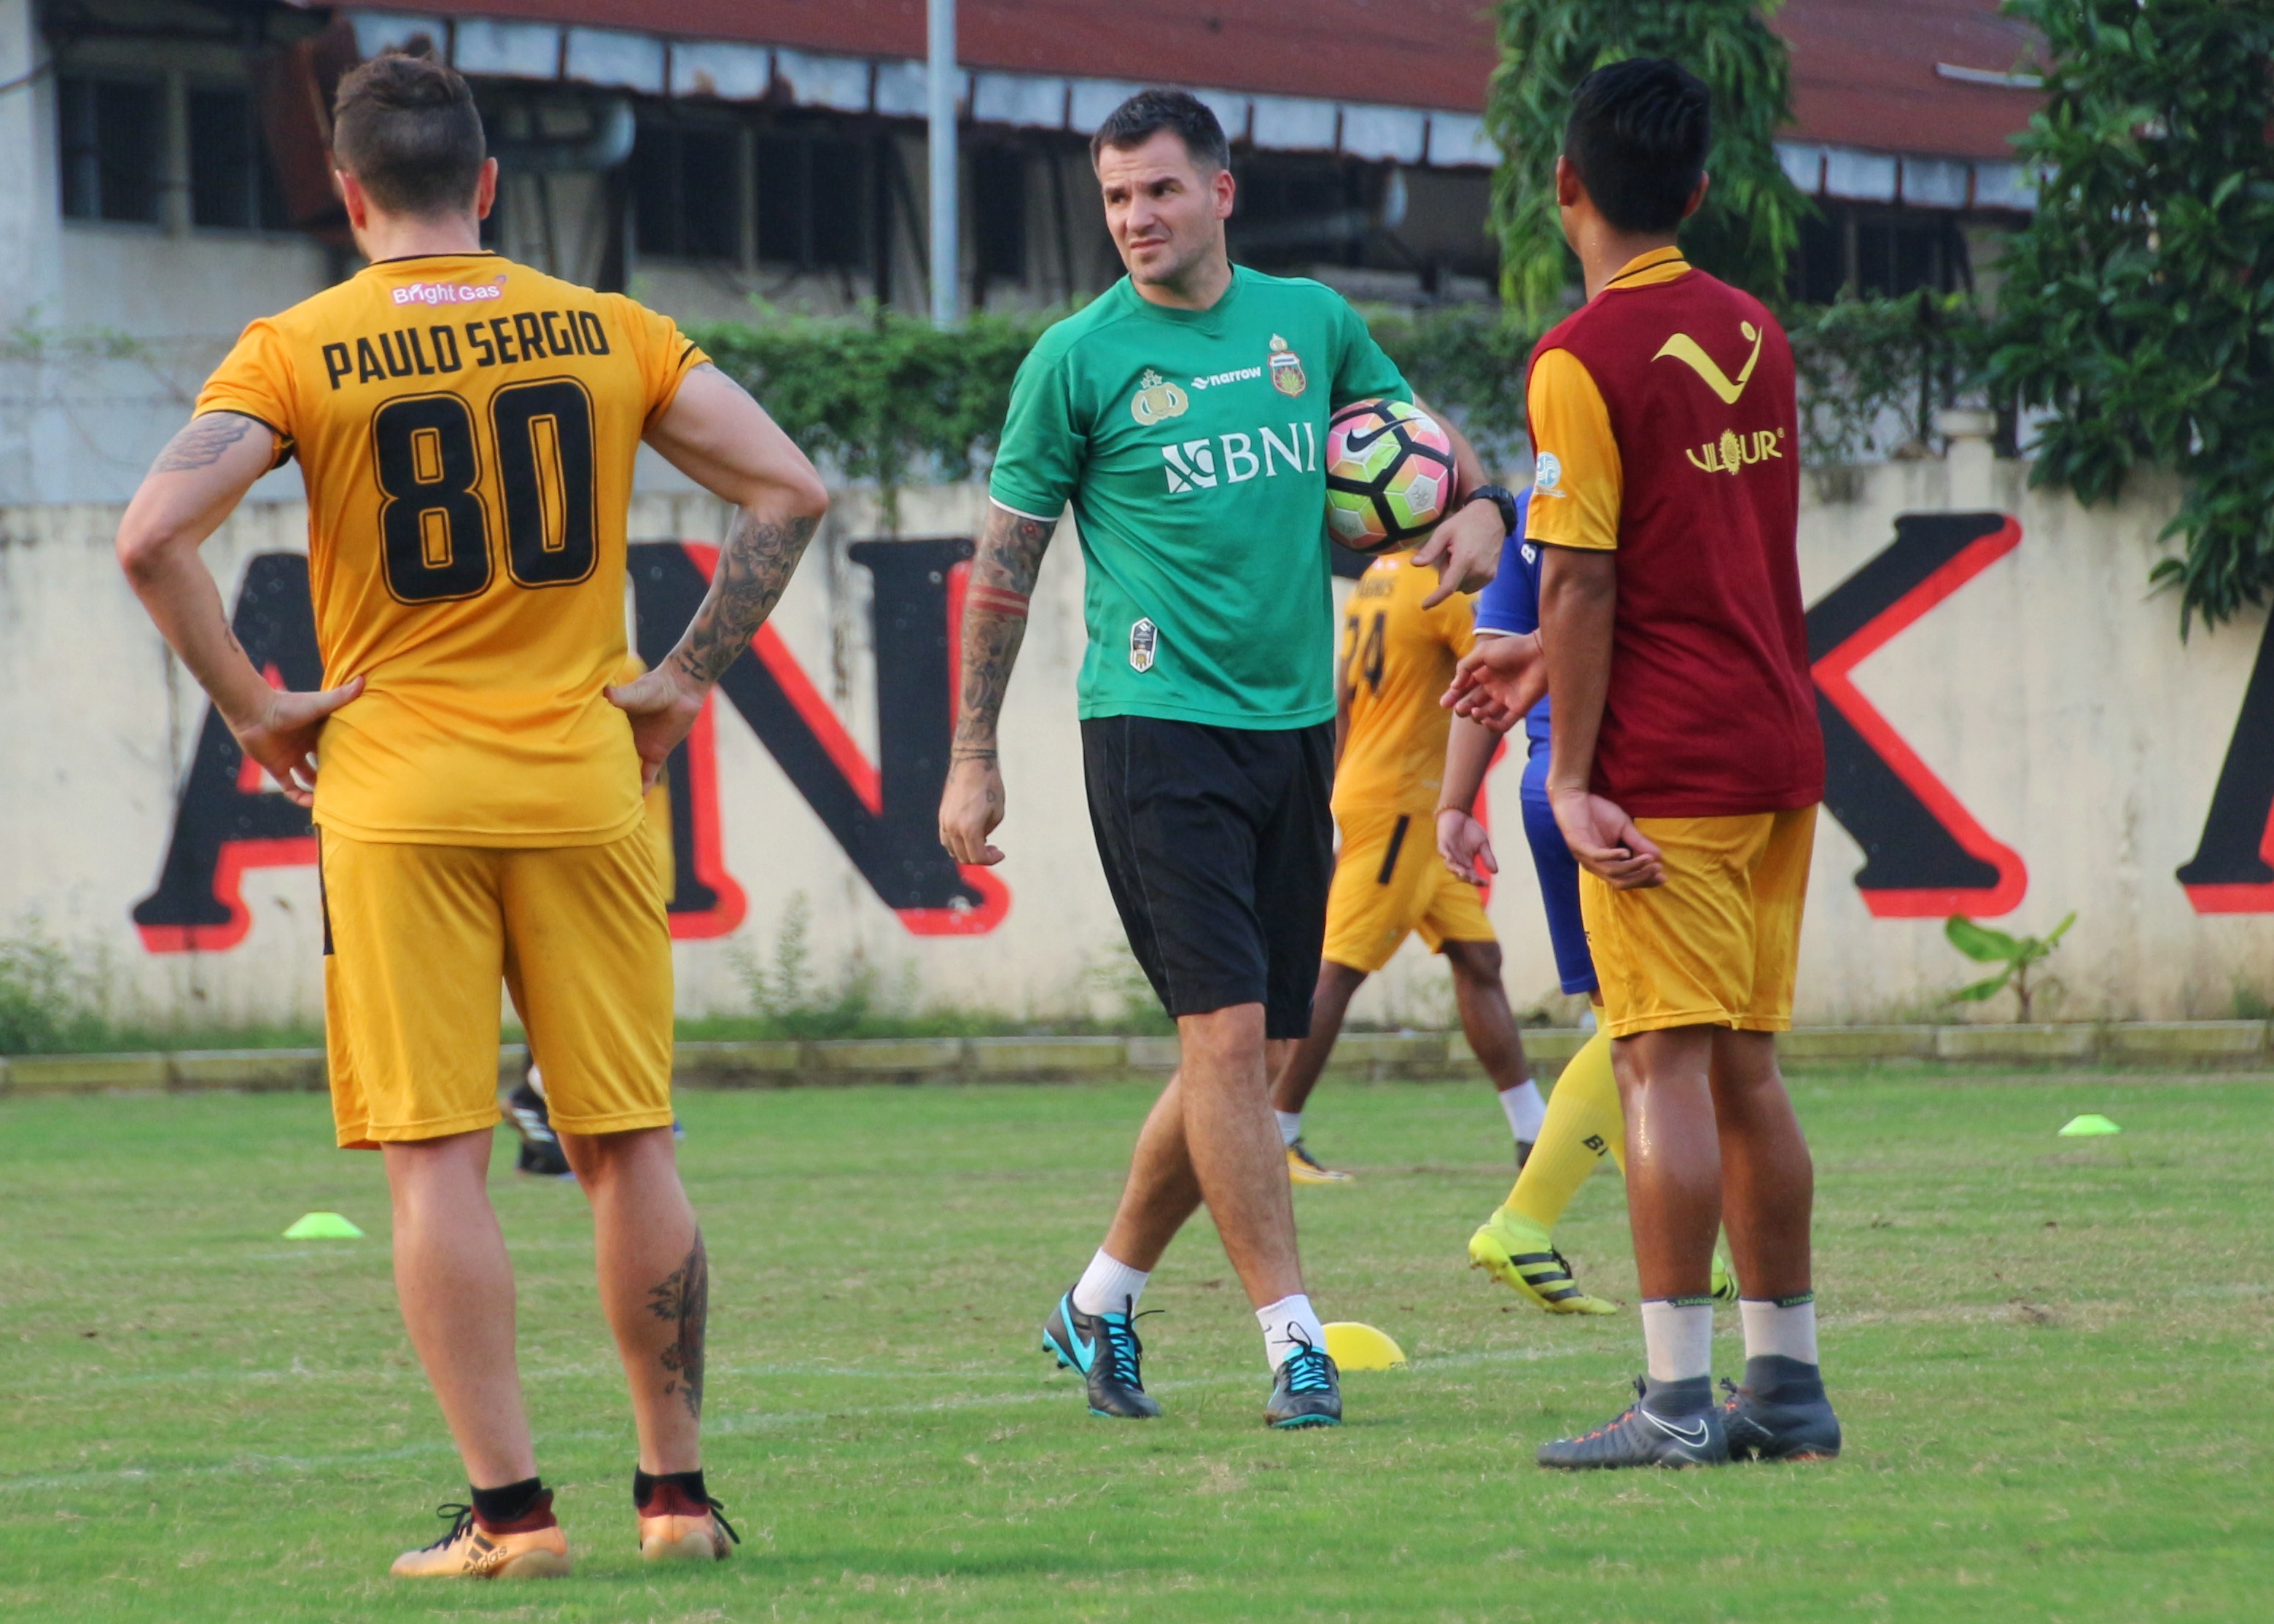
[1323,1321,1407,1371]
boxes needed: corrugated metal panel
[1973,160,2036,211]
[349,11,449,56]
[1191,87,1249,145]
[972,72,1066,129]
[1777,141,1826,194]
[670,39,773,101]
[1823,147,1898,202]
[1425,112,1495,169]
[1067,79,1142,133]
[774,47,873,112]
[1339,104,1426,165]
[1901,155,1971,208]
[1250,94,1337,153]
[452,17,561,79]
[563,26,664,93]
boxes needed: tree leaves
[1985,0,2274,633]
[1484,0,1809,323]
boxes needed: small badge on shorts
[1129,617,1159,673]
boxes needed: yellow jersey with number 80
[193,250,706,847]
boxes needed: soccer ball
[1323,398,1457,554]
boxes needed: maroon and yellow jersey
[1525,247,1821,817]
[195,251,706,846]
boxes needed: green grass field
[3,1069,2269,1622]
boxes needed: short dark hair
[331,43,486,216]
[1563,58,1710,234]
[1090,87,1229,172]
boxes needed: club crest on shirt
[1130,369,1190,426]
[1268,335,1307,397]
[1533,450,1565,497]
[1129,617,1159,673]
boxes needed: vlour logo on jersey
[1688,426,1788,475]
[1653,321,1764,404]
[1161,423,1318,493]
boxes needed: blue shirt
[1468,488,1549,747]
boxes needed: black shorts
[1081,715,1335,1039]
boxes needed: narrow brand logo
[1654,321,1765,404]
[1129,617,1159,673]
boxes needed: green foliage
[0,921,107,1055]
[1484,0,1809,323]
[1946,911,2076,1023]
[1983,0,2274,632]
[690,302,1052,492]
[1788,291,1988,465]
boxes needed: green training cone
[2057,1114,2122,1137]
[284,1211,365,1239]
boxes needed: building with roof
[0,0,2044,502]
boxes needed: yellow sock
[1502,1029,1622,1230]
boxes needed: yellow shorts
[1323,808,1495,975]
[1580,805,1817,1039]
[319,828,675,1148]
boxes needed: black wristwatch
[1465,483,1521,537]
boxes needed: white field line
[0,1343,1597,1497]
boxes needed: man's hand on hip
[1548,784,1664,889]
[939,756,1008,866]
[232,676,365,810]
[607,664,709,792]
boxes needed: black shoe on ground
[1040,1290,1161,1419]
[1264,1337,1342,1429]
[507,1082,573,1179]
[1722,1356,1842,1461]
[1537,1375,1727,1469]
[1514,1138,1535,1170]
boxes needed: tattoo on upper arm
[646,1233,709,1421]
[951,507,1056,758]
[151,413,261,475]
[668,507,819,687]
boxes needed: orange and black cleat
[390,1497,572,1580]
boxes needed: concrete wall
[4,432,2273,1034]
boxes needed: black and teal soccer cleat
[1264,1338,1342,1429]
[1040,1291,1161,1419]
[1721,1356,1842,1461]
[1537,1376,1729,1469]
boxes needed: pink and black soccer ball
[1323,398,1458,554]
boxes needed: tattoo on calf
[647,1233,709,1421]
[953,508,1055,756]
[669,507,819,687]
[152,413,260,474]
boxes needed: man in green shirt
[939,89,1506,1429]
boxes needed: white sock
[1071,1250,1150,1317]
[1498,1080,1546,1142]
[1578,1006,1598,1034]
[526,1064,546,1100]
[1638,1298,1715,1385]
[1740,1296,1820,1365]
[1255,1292,1326,1370]
[1275,1110,1303,1147]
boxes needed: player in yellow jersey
[114,49,828,1575]
[1266,549,1551,1187]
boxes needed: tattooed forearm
[151,413,260,474]
[952,507,1055,759]
[647,1233,709,1421]
[667,506,819,687]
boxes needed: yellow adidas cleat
[639,1483,741,1563]
[1467,1209,1619,1314]
[390,1501,572,1580]
[1286,1139,1352,1184]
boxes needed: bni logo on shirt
[1129,617,1159,672]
